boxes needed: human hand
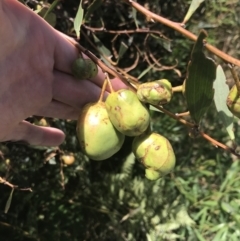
[0,0,126,146]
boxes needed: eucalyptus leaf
[84,0,103,22]
[74,0,84,39]
[38,8,57,27]
[150,34,172,52]
[4,188,14,214]
[149,105,163,113]
[92,34,112,57]
[117,41,129,62]
[42,0,59,19]
[137,64,154,80]
[183,0,205,24]
[132,7,139,29]
[185,30,216,124]
[213,65,235,140]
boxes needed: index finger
[53,31,127,91]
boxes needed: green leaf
[183,0,205,24]
[202,200,218,207]
[185,30,216,124]
[221,201,235,214]
[117,41,129,62]
[74,0,84,39]
[213,65,235,140]
[92,34,112,57]
[132,7,139,29]
[37,3,58,27]
[42,0,59,20]
[4,188,14,214]
[150,34,172,52]
[194,228,207,241]
[84,0,103,22]
[212,227,228,241]
[137,64,154,80]
[149,105,163,113]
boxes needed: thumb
[6,121,66,146]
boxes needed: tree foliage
[1,0,240,240]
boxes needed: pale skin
[0,0,126,146]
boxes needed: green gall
[76,102,125,160]
[132,132,176,179]
[71,58,98,80]
[105,89,150,136]
[137,79,172,105]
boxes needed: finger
[110,77,129,90]
[6,121,65,146]
[35,100,80,120]
[53,31,79,74]
[53,32,128,90]
[52,71,103,108]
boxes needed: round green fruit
[105,89,150,136]
[137,79,172,105]
[61,154,75,165]
[76,102,125,160]
[132,132,176,179]
[71,57,98,80]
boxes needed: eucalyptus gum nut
[132,132,176,176]
[145,168,161,181]
[71,58,98,80]
[76,102,125,160]
[105,89,150,136]
[137,79,173,105]
[227,84,240,118]
[61,154,75,165]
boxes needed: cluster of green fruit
[72,58,176,180]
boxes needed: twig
[59,159,65,190]
[0,177,32,192]
[83,24,169,40]
[123,0,240,67]
[199,131,240,157]
[74,43,136,90]
[0,221,37,239]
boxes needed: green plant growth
[1,0,240,240]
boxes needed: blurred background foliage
[1,0,240,240]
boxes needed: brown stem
[99,77,109,102]
[172,85,183,92]
[123,0,240,67]
[152,105,195,128]
[175,111,190,117]
[83,24,169,39]
[199,131,240,157]
[105,73,114,93]
[0,177,32,192]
